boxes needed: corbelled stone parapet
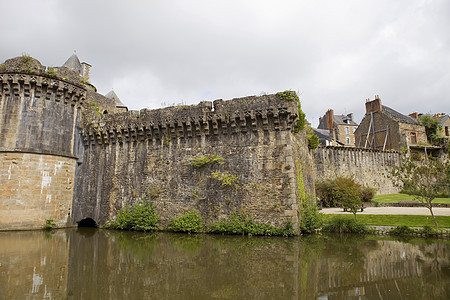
[0,73,86,106]
[82,93,299,145]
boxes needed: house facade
[355,96,427,151]
[318,109,358,147]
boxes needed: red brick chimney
[365,95,382,115]
[325,109,334,129]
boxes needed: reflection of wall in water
[313,239,450,299]
[0,230,69,298]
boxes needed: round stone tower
[0,55,86,230]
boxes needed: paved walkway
[321,207,450,216]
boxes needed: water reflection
[0,229,449,299]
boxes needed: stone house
[355,96,427,152]
[318,109,358,147]
[437,113,450,139]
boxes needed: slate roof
[105,90,127,108]
[62,54,82,74]
[334,114,358,126]
[439,114,449,126]
[312,128,331,141]
[382,105,420,125]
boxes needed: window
[445,126,449,137]
[345,126,350,134]
[410,132,417,144]
[346,137,351,145]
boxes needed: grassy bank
[322,214,450,228]
[373,194,450,204]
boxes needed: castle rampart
[314,146,401,194]
[73,94,306,230]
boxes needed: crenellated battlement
[82,94,299,145]
[0,73,86,107]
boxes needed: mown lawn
[373,193,450,204]
[322,214,450,228]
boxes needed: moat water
[1,229,449,300]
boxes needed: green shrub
[315,179,338,207]
[188,154,224,167]
[208,212,295,236]
[420,225,437,236]
[109,202,159,231]
[388,225,414,236]
[323,215,367,234]
[360,185,376,202]
[307,126,319,150]
[300,201,323,234]
[44,218,54,230]
[169,209,204,233]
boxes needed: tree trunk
[428,205,439,229]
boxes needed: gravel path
[321,207,450,216]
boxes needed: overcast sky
[2,0,449,126]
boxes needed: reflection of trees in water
[64,230,449,299]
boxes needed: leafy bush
[316,177,376,208]
[315,179,338,207]
[420,225,438,236]
[323,215,367,234]
[109,202,159,231]
[300,201,323,234]
[360,185,376,202]
[208,212,295,236]
[169,209,204,233]
[388,225,414,236]
[188,154,224,167]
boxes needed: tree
[419,114,442,144]
[390,157,450,228]
[333,177,363,220]
[307,126,319,150]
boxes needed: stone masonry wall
[73,94,305,230]
[314,146,401,194]
[0,152,76,229]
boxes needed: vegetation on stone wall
[108,202,159,231]
[306,126,319,150]
[208,212,295,236]
[188,154,224,167]
[169,209,204,233]
[210,171,240,188]
[277,90,306,134]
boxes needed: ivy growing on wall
[277,90,306,134]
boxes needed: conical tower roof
[63,54,82,74]
[105,90,127,108]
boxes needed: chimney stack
[325,109,334,130]
[81,62,91,80]
[365,95,382,115]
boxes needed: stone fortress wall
[314,146,401,194]
[73,94,309,229]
